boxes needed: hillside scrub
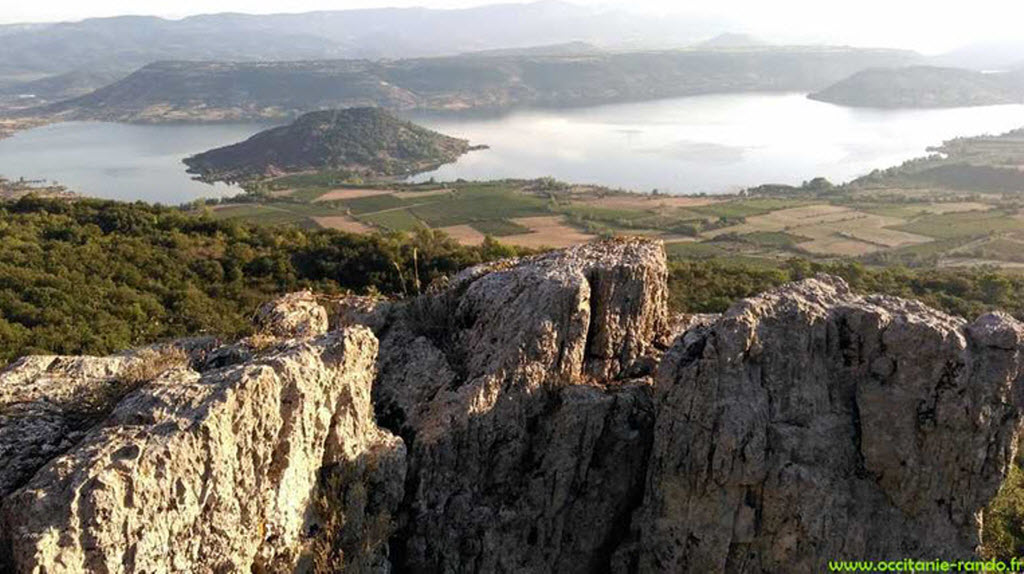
[3,196,1024,366]
[0,197,523,363]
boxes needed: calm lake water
[0,122,270,203]
[410,93,1024,193]
[3,93,1024,202]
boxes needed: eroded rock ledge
[1,238,1023,573]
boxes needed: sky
[0,0,1020,54]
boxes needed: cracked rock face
[3,242,1024,573]
[255,290,330,338]
[633,276,1024,573]
[0,356,133,500]
[0,297,403,573]
[372,238,669,572]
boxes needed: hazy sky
[1,0,1019,54]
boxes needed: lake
[0,122,270,203]
[410,94,1024,193]
[3,93,1024,202]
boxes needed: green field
[340,194,409,214]
[665,241,730,259]
[689,198,809,219]
[360,209,423,231]
[283,187,331,202]
[893,209,1020,239]
[409,187,548,227]
[469,219,532,236]
[735,231,810,248]
[201,150,1024,270]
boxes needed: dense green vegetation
[8,194,1024,367]
[984,452,1024,561]
[0,197,524,363]
[669,257,1024,321]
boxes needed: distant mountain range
[23,48,919,123]
[0,1,733,81]
[0,68,127,109]
[692,33,767,49]
[809,66,1024,108]
[931,40,1024,71]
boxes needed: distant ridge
[692,33,767,49]
[0,2,729,79]
[460,41,602,57]
[26,48,919,123]
[809,65,1024,108]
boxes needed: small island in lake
[183,107,484,183]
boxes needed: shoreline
[0,117,52,141]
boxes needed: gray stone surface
[373,238,669,572]
[633,275,1024,573]
[255,290,330,338]
[1,301,403,573]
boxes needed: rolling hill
[809,66,1024,108]
[183,107,477,182]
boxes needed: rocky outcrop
[0,298,403,573]
[0,355,134,499]
[254,289,330,338]
[3,241,1024,573]
[373,238,669,572]
[633,276,1024,572]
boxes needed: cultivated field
[499,216,598,248]
[708,204,933,256]
[205,170,1024,266]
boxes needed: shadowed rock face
[634,276,1024,573]
[372,238,669,572]
[2,240,1024,573]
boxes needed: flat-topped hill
[183,107,477,182]
[809,66,1024,108]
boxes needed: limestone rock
[332,294,392,333]
[1,326,404,573]
[0,356,132,499]
[255,290,329,338]
[633,276,1024,573]
[373,238,668,571]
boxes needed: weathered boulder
[373,238,669,572]
[633,276,1024,573]
[0,323,404,573]
[0,355,134,499]
[254,290,329,338]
